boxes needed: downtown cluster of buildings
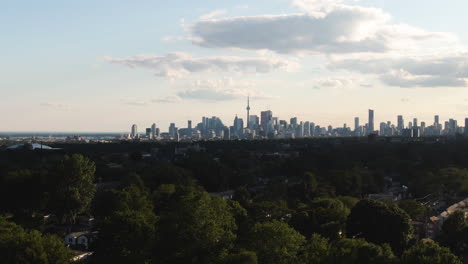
[126,98,468,141]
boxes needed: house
[65,231,97,250]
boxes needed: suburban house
[64,231,97,250]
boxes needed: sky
[2,0,468,132]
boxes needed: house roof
[67,231,97,238]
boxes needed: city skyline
[3,0,468,132]
[124,98,468,140]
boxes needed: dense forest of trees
[1,138,468,263]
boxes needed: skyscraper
[131,124,138,138]
[368,109,374,134]
[249,115,259,129]
[246,96,250,128]
[188,120,192,130]
[435,115,440,126]
[169,123,176,138]
[465,118,468,135]
[290,117,298,128]
[151,123,157,139]
[413,118,418,128]
[354,117,359,132]
[397,115,404,131]
[261,110,272,132]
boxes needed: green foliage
[329,238,398,264]
[155,186,237,264]
[249,200,291,223]
[291,198,349,240]
[245,220,306,264]
[93,183,157,264]
[347,199,413,254]
[440,210,468,256]
[301,172,318,200]
[49,154,96,224]
[301,234,330,264]
[411,168,468,199]
[401,241,462,264]
[337,196,359,210]
[398,200,429,219]
[0,217,71,264]
[224,250,258,264]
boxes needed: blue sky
[2,0,468,132]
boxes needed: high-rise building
[131,124,138,138]
[261,110,272,132]
[249,115,259,129]
[188,120,192,130]
[413,118,418,128]
[435,115,440,126]
[246,96,250,128]
[169,123,176,138]
[151,123,157,139]
[297,122,304,137]
[354,117,359,132]
[380,122,386,136]
[465,118,468,135]
[368,109,374,134]
[397,115,404,131]
[290,117,298,128]
[304,121,310,136]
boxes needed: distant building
[368,109,374,134]
[261,110,272,133]
[131,124,138,138]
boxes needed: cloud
[105,52,298,78]
[291,0,358,18]
[200,9,227,20]
[313,77,356,89]
[329,53,468,87]
[122,96,181,106]
[175,78,278,101]
[152,95,182,103]
[189,2,456,55]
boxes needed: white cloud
[200,9,227,20]
[122,96,181,106]
[291,0,357,18]
[105,52,298,78]
[175,78,278,101]
[189,2,456,55]
[329,53,468,87]
[152,95,182,103]
[312,77,356,89]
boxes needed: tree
[346,199,413,253]
[249,200,291,223]
[401,241,461,264]
[399,200,429,219]
[440,210,468,256]
[329,238,398,264]
[245,220,306,264]
[301,172,318,201]
[224,250,258,264]
[154,185,237,264]
[0,217,71,264]
[301,233,330,264]
[291,198,349,240]
[49,154,96,224]
[93,184,157,264]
